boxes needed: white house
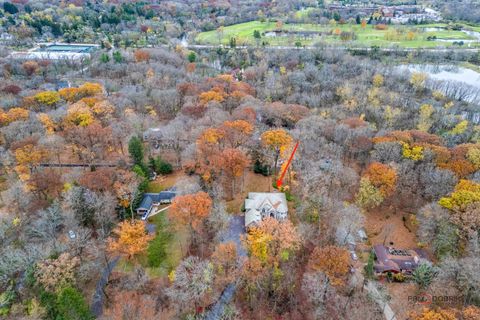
[244,192,288,228]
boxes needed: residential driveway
[220,215,247,257]
[205,215,246,320]
[365,281,397,320]
[90,224,156,317]
[91,256,120,317]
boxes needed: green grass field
[195,21,480,48]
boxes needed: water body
[421,27,480,43]
[398,64,480,90]
[397,64,480,122]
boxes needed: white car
[68,230,76,239]
[350,251,358,261]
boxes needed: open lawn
[145,170,184,193]
[195,21,480,48]
[115,210,188,279]
[225,171,273,213]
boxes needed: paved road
[183,43,480,53]
[204,215,246,320]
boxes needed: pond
[397,64,480,90]
[421,27,480,42]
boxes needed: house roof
[138,196,153,211]
[373,245,427,273]
[137,189,177,211]
[245,192,288,227]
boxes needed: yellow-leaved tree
[108,220,154,261]
[34,91,60,107]
[261,129,293,176]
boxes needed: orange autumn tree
[244,217,301,264]
[410,308,456,320]
[108,220,153,261]
[261,129,293,176]
[462,306,480,320]
[363,162,397,197]
[220,148,249,199]
[37,113,56,134]
[220,119,253,148]
[308,245,350,286]
[199,90,225,105]
[197,127,224,146]
[195,128,225,182]
[212,242,238,286]
[78,82,103,97]
[134,49,150,62]
[168,191,212,244]
[59,87,80,102]
[0,107,29,126]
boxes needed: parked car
[68,230,76,239]
[350,251,358,261]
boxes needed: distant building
[136,189,177,218]
[381,7,394,18]
[244,192,288,228]
[373,245,428,274]
[9,43,99,61]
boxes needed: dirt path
[365,208,417,248]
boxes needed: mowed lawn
[195,21,479,48]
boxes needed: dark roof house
[137,188,176,219]
[373,245,428,274]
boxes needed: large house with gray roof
[244,192,288,229]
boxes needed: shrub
[2,84,22,95]
[151,156,173,175]
[56,287,94,320]
[393,273,405,282]
[253,159,270,176]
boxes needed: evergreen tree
[100,53,110,63]
[3,2,19,14]
[69,187,97,228]
[187,51,196,63]
[356,15,361,24]
[128,136,144,165]
[364,250,375,279]
[413,262,437,289]
[56,287,94,320]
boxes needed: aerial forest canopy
[0,0,480,319]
